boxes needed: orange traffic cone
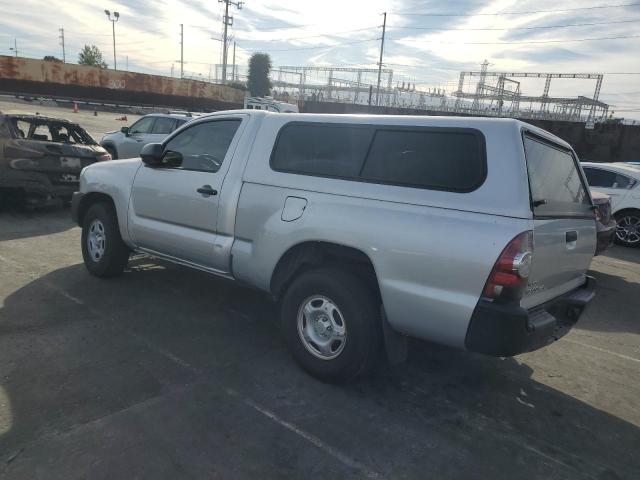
[72,102,79,113]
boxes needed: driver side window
[163,119,241,172]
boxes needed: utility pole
[375,12,386,107]
[126,55,129,71]
[219,0,243,84]
[9,38,18,57]
[59,28,66,63]
[232,40,236,81]
[180,24,184,79]
[104,10,120,69]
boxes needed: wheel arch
[76,192,117,227]
[270,241,382,302]
[100,141,118,159]
[613,207,640,217]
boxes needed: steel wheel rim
[297,295,347,360]
[87,219,106,262]
[616,215,640,244]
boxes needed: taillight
[482,231,534,302]
[97,153,112,162]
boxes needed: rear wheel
[614,210,640,247]
[280,268,381,383]
[81,202,130,277]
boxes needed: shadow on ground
[0,206,74,242]
[0,256,638,479]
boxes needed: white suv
[582,162,640,247]
[100,113,192,160]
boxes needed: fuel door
[281,196,307,222]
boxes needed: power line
[391,2,640,16]
[238,25,378,42]
[389,19,640,32]
[388,33,640,45]
[243,37,379,52]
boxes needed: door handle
[196,185,217,196]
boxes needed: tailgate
[521,133,596,309]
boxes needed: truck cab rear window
[270,123,486,192]
[524,135,592,217]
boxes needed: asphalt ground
[0,207,639,479]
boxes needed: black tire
[81,202,130,277]
[104,145,118,160]
[614,210,640,248]
[280,268,382,383]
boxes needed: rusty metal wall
[0,56,244,110]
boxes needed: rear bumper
[595,220,616,255]
[0,167,78,204]
[464,276,595,357]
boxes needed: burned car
[0,114,110,207]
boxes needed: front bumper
[465,276,595,357]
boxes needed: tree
[78,45,107,68]
[247,53,272,97]
[43,55,62,63]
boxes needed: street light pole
[104,10,120,70]
[376,12,387,107]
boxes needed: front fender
[79,158,142,246]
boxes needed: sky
[0,0,639,117]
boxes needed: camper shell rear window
[523,132,592,218]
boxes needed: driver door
[128,117,244,271]
[119,116,155,159]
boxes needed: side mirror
[140,143,164,166]
[120,126,130,136]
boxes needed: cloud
[1,0,639,116]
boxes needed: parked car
[582,162,640,247]
[591,190,616,255]
[0,114,110,207]
[244,96,299,113]
[100,113,193,159]
[72,112,596,382]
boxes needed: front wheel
[615,210,640,247]
[280,268,381,383]
[81,202,130,277]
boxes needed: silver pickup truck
[72,111,597,382]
